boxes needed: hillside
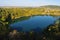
[0,5,60,21]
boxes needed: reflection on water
[10,16,58,31]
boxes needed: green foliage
[0,7,60,21]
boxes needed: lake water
[10,16,59,32]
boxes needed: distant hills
[40,5,60,9]
[0,5,60,8]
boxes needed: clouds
[0,0,60,7]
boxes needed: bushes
[0,22,9,40]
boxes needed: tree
[58,18,60,31]
[5,13,12,24]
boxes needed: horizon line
[0,5,60,8]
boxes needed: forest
[0,7,60,40]
[0,7,60,21]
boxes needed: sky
[0,0,60,7]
